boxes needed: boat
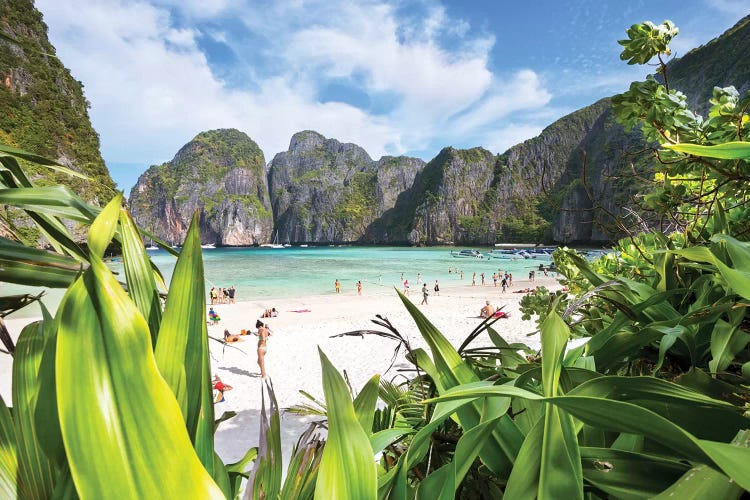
[300,244,309,248]
[526,248,555,260]
[145,239,158,250]
[450,249,485,259]
[201,243,216,249]
[260,231,285,249]
[487,249,530,260]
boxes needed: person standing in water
[335,279,341,293]
[356,280,363,295]
[256,319,271,378]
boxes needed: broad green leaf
[13,321,56,499]
[353,374,381,434]
[0,187,96,223]
[0,394,17,499]
[55,258,222,497]
[280,424,324,500]
[709,319,750,375]
[431,384,750,490]
[87,194,121,259]
[652,465,742,499]
[665,141,750,159]
[155,212,213,465]
[581,447,689,498]
[119,208,162,345]
[671,246,750,300]
[33,303,65,467]
[315,349,377,500]
[369,428,413,454]
[0,144,90,178]
[397,291,523,476]
[540,311,569,398]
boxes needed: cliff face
[0,0,116,243]
[129,129,273,246]
[268,131,424,243]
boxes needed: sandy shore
[0,275,560,472]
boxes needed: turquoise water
[5,246,549,318]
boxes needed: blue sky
[35,0,749,194]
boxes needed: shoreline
[0,275,561,472]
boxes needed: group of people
[401,274,440,305]
[334,279,365,295]
[212,318,272,403]
[210,285,236,304]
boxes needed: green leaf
[87,194,121,259]
[0,394,17,499]
[397,290,523,476]
[0,144,89,178]
[369,428,413,455]
[581,447,689,498]
[353,374,381,434]
[708,319,750,375]
[13,320,56,498]
[248,380,282,500]
[653,465,742,499]
[55,257,222,496]
[665,141,750,160]
[119,208,162,346]
[315,349,377,499]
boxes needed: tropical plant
[0,146,259,498]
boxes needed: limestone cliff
[0,0,116,243]
[268,131,424,243]
[129,129,273,246]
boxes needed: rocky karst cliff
[129,129,273,246]
[0,0,116,243]
[129,16,750,246]
[267,131,424,243]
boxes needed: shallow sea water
[4,245,553,318]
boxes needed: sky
[34,0,749,194]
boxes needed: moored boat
[450,249,485,259]
[487,249,529,259]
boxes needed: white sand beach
[0,275,561,471]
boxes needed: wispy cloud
[36,0,551,190]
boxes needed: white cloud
[480,123,547,155]
[36,0,551,190]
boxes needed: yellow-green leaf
[315,349,376,499]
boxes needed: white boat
[260,231,285,249]
[526,249,555,260]
[145,239,158,250]
[487,249,529,259]
[201,243,216,249]
[450,249,485,259]
[300,244,309,248]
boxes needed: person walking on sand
[421,283,429,305]
[481,272,485,286]
[335,279,341,293]
[256,319,271,378]
[501,277,508,293]
[434,280,440,296]
[403,278,410,295]
[472,272,476,286]
[356,280,362,295]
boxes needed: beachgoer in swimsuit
[229,285,236,304]
[356,280,362,295]
[224,329,243,343]
[481,272,485,286]
[256,319,271,378]
[210,287,217,305]
[403,279,410,295]
[434,280,440,296]
[335,279,340,293]
[472,272,476,286]
[480,300,495,319]
[213,375,233,403]
[208,307,220,325]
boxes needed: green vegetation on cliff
[0,0,115,204]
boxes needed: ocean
[5,246,553,318]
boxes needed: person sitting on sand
[208,307,220,325]
[256,319,271,378]
[224,329,243,343]
[261,307,278,318]
[213,375,233,403]
[480,300,496,319]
